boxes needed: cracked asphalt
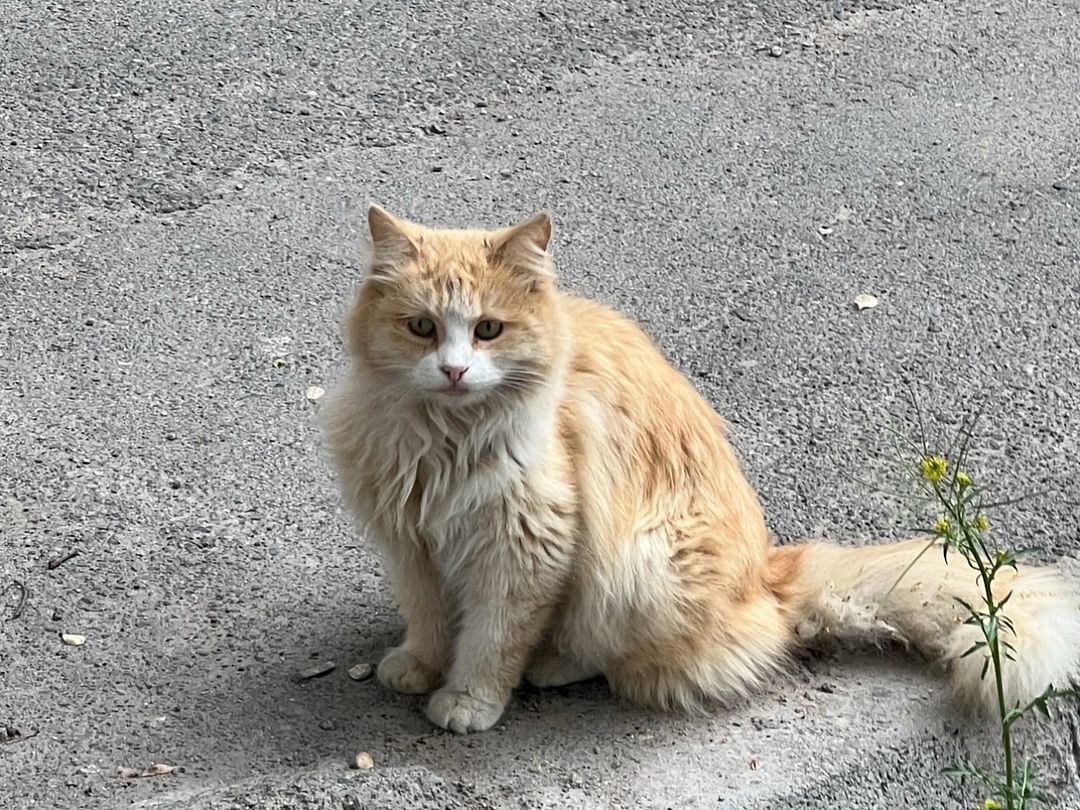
[2,0,1079,807]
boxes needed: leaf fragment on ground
[298,661,335,681]
[117,763,176,779]
[853,293,879,311]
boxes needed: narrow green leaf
[954,596,976,613]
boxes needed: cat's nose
[439,365,469,384]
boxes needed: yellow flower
[920,455,948,482]
[973,514,990,532]
[956,470,972,488]
[933,515,952,535]
[984,799,1003,810]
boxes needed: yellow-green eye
[474,319,503,340]
[407,317,437,338]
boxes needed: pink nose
[440,365,468,384]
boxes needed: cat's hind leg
[605,592,791,711]
[525,645,600,688]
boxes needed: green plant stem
[966,528,1015,808]
[933,476,1016,807]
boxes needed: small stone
[51,608,63,621]
[297,661,335,681]
[351,752,374,770]
[61,633,86,646]
[769,44,783,57]
[304,385,325,401]
[347,663,374,681]
[319,719,336,731]
[853,293,879,311]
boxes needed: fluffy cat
[323,205,1080,733]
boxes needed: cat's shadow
[165,598,967,793]
[180,609,652,783]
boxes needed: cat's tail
[768,537,1080,713]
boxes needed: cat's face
[346,206,565,407]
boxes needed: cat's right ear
[367,204,419,281]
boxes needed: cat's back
[557,292,735,527]
[559,292,715,420]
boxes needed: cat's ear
[367,203,419,281]
[489,211,554,288]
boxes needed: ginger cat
[324,205,1080,733]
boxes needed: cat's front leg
[377,545,452,695]
[425,545,568,733]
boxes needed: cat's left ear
[489,211,555,288]
[367,203,420,282]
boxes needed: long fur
[324,205,1080,732]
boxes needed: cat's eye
[474,320,503,341]
[407,317,437,338]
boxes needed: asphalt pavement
[2,1,1079,808]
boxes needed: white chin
[432,388,487,403]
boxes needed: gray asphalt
[2,0,1080,808]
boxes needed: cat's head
[345,205,567,406]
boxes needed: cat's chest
[413,448,518,540]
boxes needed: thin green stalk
[965,526,1014,807]
[929,465,1016,806]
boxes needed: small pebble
[769,44,783,57]
[297,661,335,681]
[853,293,879,311]
[352,752,374,770]
[61,633,86,646]
[304,385,325,401]
[347,663,374,682]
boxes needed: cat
[323,204,1080,733]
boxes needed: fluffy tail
[770,538,1080,713]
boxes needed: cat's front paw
[425,688,505,734]
[377,646,441,694]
